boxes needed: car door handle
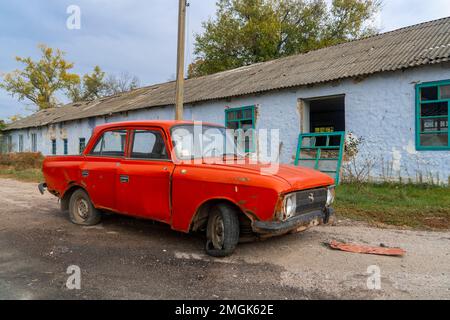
[120,175,129,183]
[81,170,89,177]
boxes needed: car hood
[213,162,335,191]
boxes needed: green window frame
[225,106,256,153]
[416,80,450,150]
[295,132,345,185]
[63,139,68,155]
[51,139,57,155]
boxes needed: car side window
[131,130,168,160]
[90,130,127,157]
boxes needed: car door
[116,128,174,223]
[81,129,128,211]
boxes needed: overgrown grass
[335,183,450,230]
[0,166,43,182]
[0,152,44,182]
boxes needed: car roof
[94,120,224,131]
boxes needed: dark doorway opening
[309,95,345,146]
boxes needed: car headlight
[326,186,336,207]
[283,193,297,220]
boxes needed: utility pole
[175,0,187,120]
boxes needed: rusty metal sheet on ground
[329,240,406,257]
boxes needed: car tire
[68,189,101,226]
[205,204,240,257]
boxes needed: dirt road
[0,178,449,300]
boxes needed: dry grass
[0,152,44,182]
[0,152,44,170]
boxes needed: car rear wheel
[205,204,240,257]
[69,189,101,226]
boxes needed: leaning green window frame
[415,80,450,151]
[225,105,256,153]
[295,132,345,185]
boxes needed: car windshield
[171,125,245,160]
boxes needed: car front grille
[293,188,327,216]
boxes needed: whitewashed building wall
[5,64,450,184]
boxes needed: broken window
[417,81,450,149]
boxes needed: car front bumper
[252,207,334,236]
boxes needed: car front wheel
[68,189,101,226]
[205,204,240,257]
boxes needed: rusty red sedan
[40,121,335,257]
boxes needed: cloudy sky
[1,0,450,120]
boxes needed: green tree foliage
[68,69,140,102]
[0,44,80,110]
[67,66,106,102]
[1,45,142,110]
[189,0,381,77]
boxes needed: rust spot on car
[235,177,250,182]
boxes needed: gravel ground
[0,178,449,300]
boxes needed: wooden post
[175,0,187,120]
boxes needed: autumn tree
[68,70,141,101]
[1,44,142,109]
[189,0,381,77]
[67,66,106,102]
[0,44,80,110]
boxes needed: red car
[40,121,335,257]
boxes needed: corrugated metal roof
[5,16,450,131]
